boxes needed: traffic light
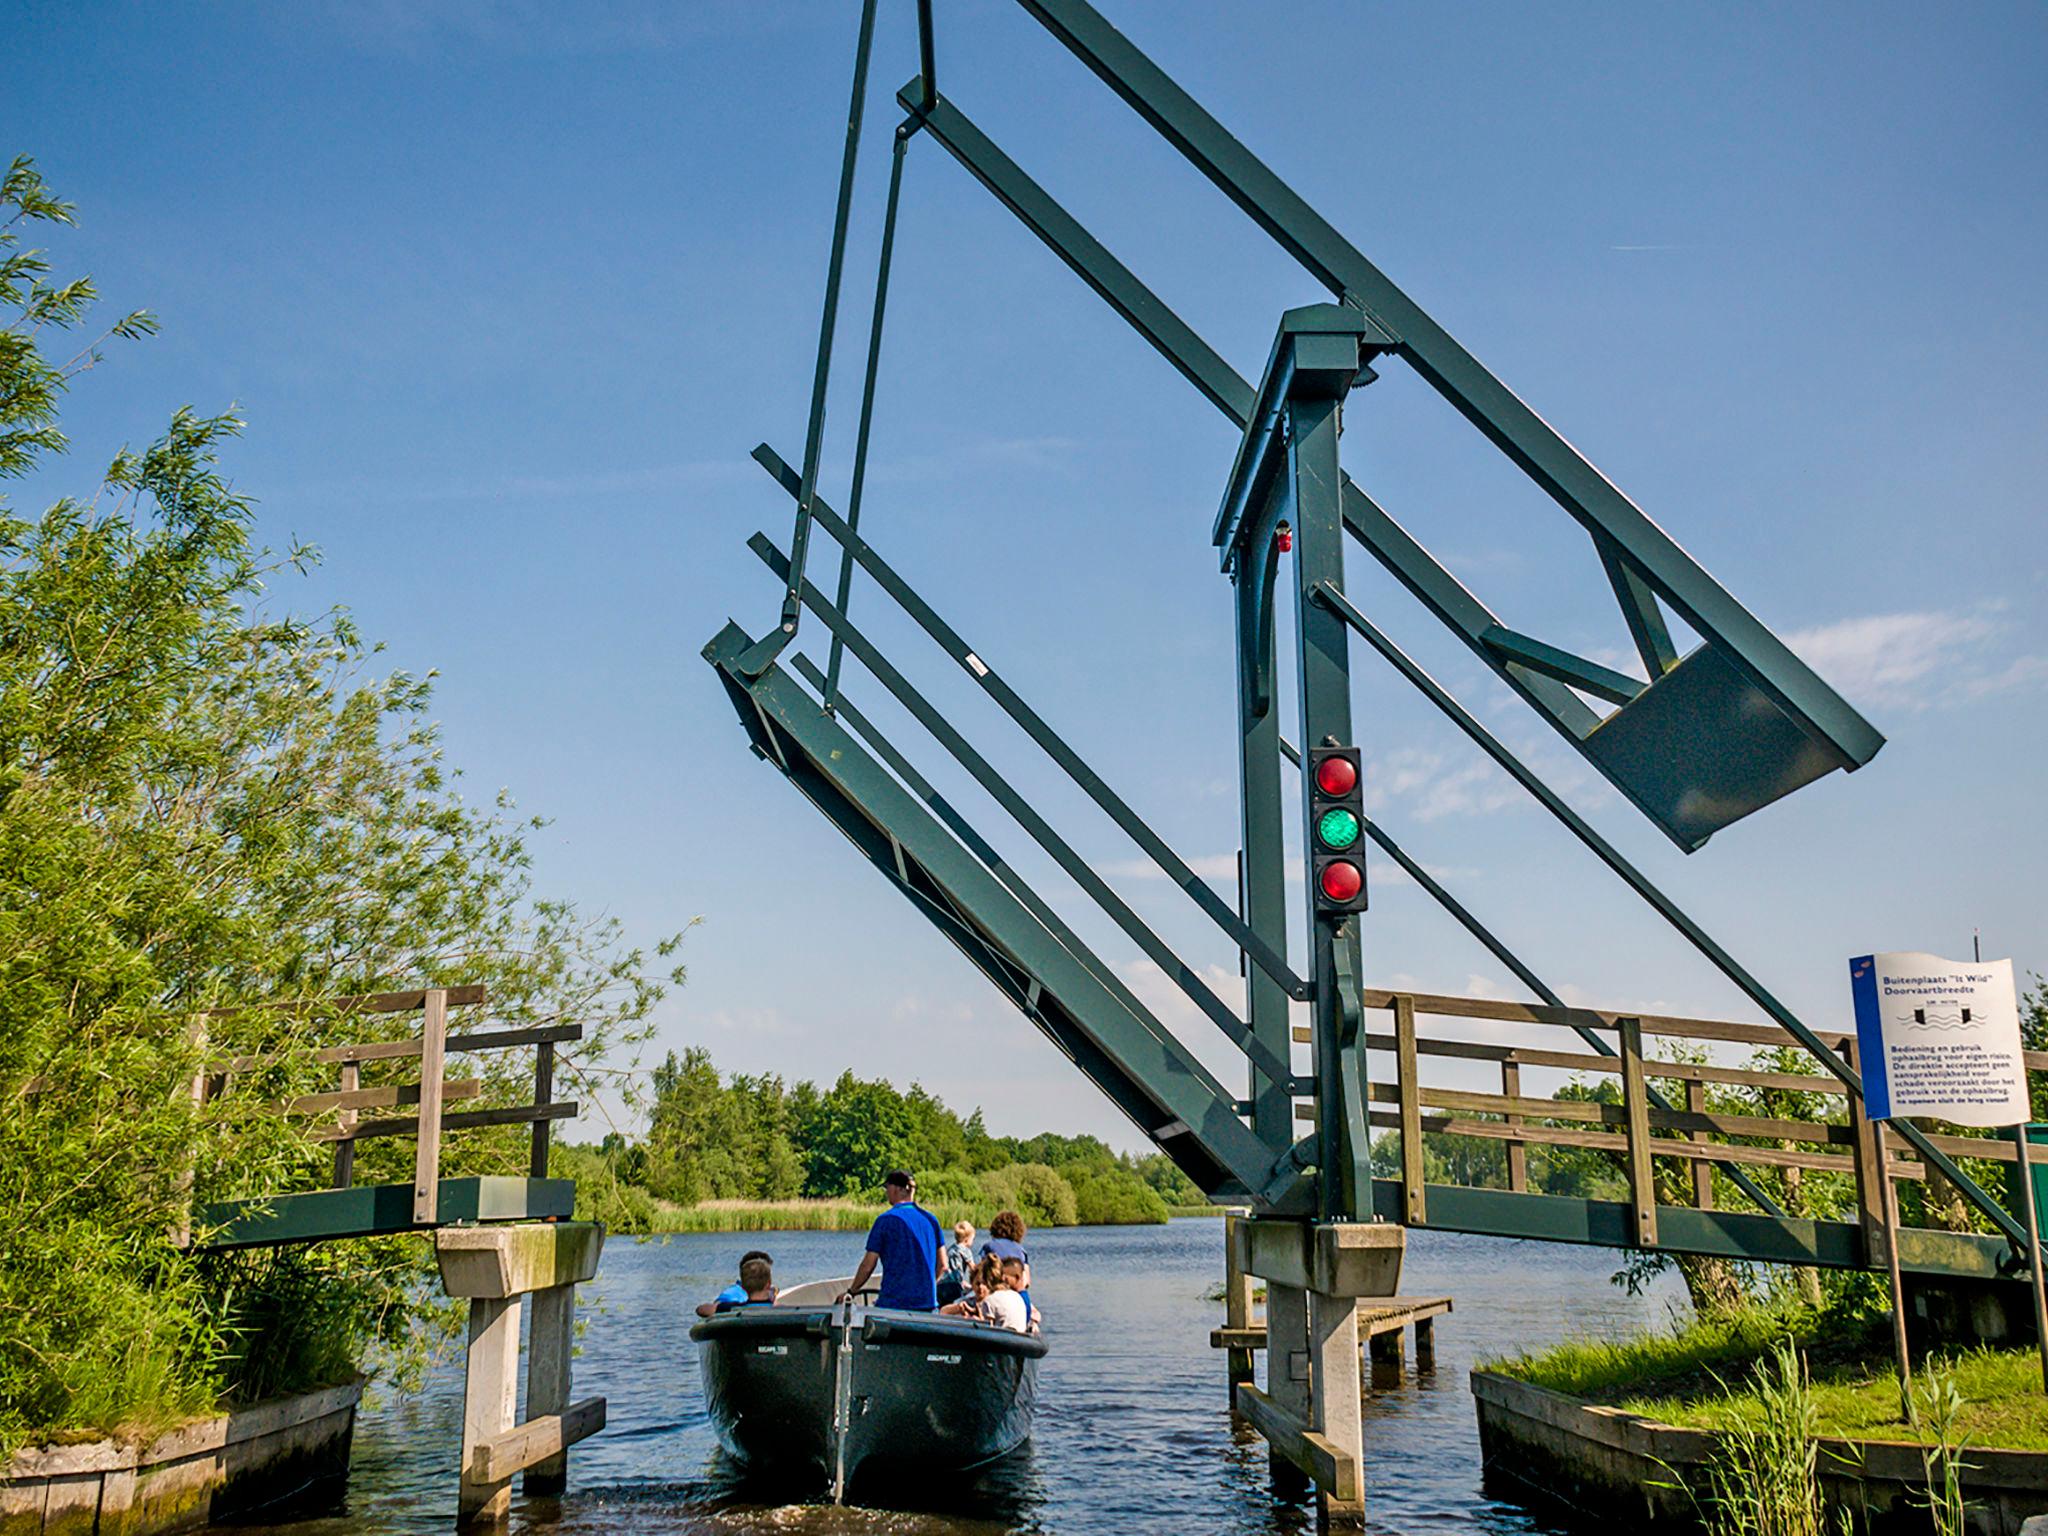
[1309,745,1367,918]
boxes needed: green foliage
[1912,1360,1971,1536]
[1695,1339,1836,1536]
[977,1162,1079,1228]
[911,1167,986,1210]
[606,1046,1193,1233]
[1131,1151,1207,1208]
[0,159,675,1450]
[1068,1165,1171,1225]
[552,1142,659,1233]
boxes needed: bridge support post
[1222,1212,1257,1402]
[436,1222,607,1526]
[1233,1219,1404,1532]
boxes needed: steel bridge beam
[1005,0,1882,776]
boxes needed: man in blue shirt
[839,1171,943,1311]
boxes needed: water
[231,1220,1685,1535]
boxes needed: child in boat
[696,1251,774,1317]
[712,1255,776,1313]
[981,1211,1037,1325]
[938,1220,976,1304]
[939,1254,1004,1322]
[979,1257,1034,1334]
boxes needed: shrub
[978,1163,1078,1228]
[1069,1167,1170,1225]
[912,1167,985,1210]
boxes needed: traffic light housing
[1309,745,1367,918]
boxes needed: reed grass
[640,1197,980,1234]
[1690,1338,1837,1536]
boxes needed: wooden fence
[189,985,579,1241]
[1298,989,2044,1255]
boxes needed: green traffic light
[1316,807,1360,851]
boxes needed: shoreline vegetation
[0,161,679,1457]
[1489,1294,2048,1535]
[551,1045,1217,1237]
[1491,1301,2048,1452]
[610,1196,1228,1235]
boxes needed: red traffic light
[1314,755,1358,797]
[1318,860,1363,902]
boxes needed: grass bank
[1487,1305,2048,1450]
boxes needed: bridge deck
[197,1176,575,1249]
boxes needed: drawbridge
[705,3,2038,1521]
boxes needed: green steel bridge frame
[707,0,2031,1293]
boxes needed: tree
[0,157,678,1450]
[797,1072,919,1197]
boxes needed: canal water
[233,1219,1685,1535]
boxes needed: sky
[9,1,2047,1151]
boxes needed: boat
[689,1274,1045,1498]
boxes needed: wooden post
[173,1017,208,1248]
[1367,1326,1401,1367]
[1845,1038,1890,1265]
[1686,1078,1713,1210]
[1618,1018,1657,1248]
[1413,1316,1435,1371]
[1393,994,1425,1225]
[524,1283,575,1495]
[1500,1059,1527,1193]
[414,988,448,1225]
[332,1059,359,1190]
[1265,1282,1311,1498]
[1309,1290,1365,1531]
[459,1295,523,1525]
[1223,1213,1256,1400]
[529,1039,556,1179]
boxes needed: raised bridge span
[701,1,2033,1527]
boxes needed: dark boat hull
[691,1305,1043,1494]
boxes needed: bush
[1069,1166,1170,1225]
[978,1163,1078,1228]
[912,1167,985,1210]
[555,1143,659,1234]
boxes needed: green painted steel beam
[895,86,1254,427]
[1213,303,1387,562]
[747,530,1294,1091]
[1371,1181,2011,1282]
[788,650,1217,1100]
[1479,625,1646,707]
[196,1176,575,1250]
[1011,0,1883,781]
[752,442,1312,1004]
[1597,531,1680,680]
[704,622,1312,1212]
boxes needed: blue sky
[10,1,2046,1148]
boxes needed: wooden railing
[196,985,580,1228]
[1296,989,2045,1254]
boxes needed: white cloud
[1120,958,1245,1032]
[1372,748,1519,822]
[1787,603,2047,711]
[1096,852,1239,883]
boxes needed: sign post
[1850,952,2033,1418]
[2012,1123,2048,1395]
